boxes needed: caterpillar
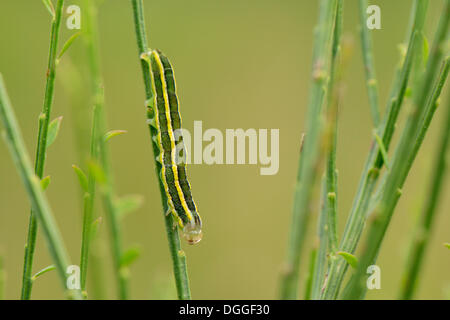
[141,49,203,245]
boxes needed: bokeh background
[0,0,448,299]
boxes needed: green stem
[279,0,338,299]
[20,0,65,300]
[400,91,450,300]
[325,0,343,256]
[321,0,429,299]
[345,53,449,300]
[130,0,191,300]
[0,75,82,300]
[311,179,329,300]
[359,0,381,127]
[81,0,128,299]
[344,3,450,297]
[311,0,343,300]
[78,0,99,298]
[304,248,318,300]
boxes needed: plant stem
[0,74,82,300]
[344,3,449,298]
[399,91,450,300]
[311,0,343,300]
[345,57,450,300]
[279,0,338,299]
[304,248,317,300]
[321,0,428,299]
[81,0,128,299]
[59,59,107,300]
[79,0,100,297]
[311,179,329,300]
[325,0,343,256]
[130,0,191,300]
[20,0,65,300]
[359,0,380,127]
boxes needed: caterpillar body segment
[141,49,202,245]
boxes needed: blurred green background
[0,0,448,299]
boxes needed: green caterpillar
[141,49,202,245]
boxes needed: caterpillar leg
[164,206,179,230]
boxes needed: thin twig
[325,0,343,257]
[344,54,450,299]
[310,179,329,299]
[20,0,65,300]
[359,0,381,127]
[343,2,450,297]
[130,0,191,300]
[310,0,344,300]
[279,0,338,299]
[304,247,318,300]
[0,74,82,300]
[321,0,429,299]
[80,0,128,299]
[399,91,450,300]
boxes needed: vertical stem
[399,91,450,300]
[321,0,428,299]
[344,5,450,295]
[279,0,338,299]
[304,248,318,300]
[345,56,449,299]
[311,0,343,300]
[80,191,94,298]
[311,179,329,299]
[130,0,191,300]
[81,0,128,299]
[21,0,65,300]
[325,0,343,256]
[358,0,380,127]
[79,0,99,297]
[0,75,82,300]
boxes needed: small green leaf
[57,32,81,61]
[31,265,56,281]
[104,130,127,142]
[46,116,63,148]
[41,176,51,190]
[373,130,390,170]
[72,165,88,192]
[87,160,106,185]
[444,243,450,250]
[41,0,55,19]
[337,251,358,269]
[116,195,144,219]
[120,246,141,268]
[91,217,103,239]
